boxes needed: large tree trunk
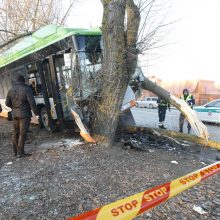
[142,77,209,140]
[93,0,141,146]
[93,0,128,146]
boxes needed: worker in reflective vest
[179,89,195,133]
[157,97,170,129]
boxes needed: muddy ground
[0,118,220,220]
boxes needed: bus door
[35,60,57,131]
[49,52,78,129]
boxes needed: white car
[136,97,158,108]
[194,99,220,124]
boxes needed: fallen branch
[142,77,209,140]
[161,134,182,145]
[162,130,220,150]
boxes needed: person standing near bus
[179,88,195,133]
[6,75,39,158]
[157,97,170,129]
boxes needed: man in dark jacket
[157,97,170,129]
[6,74,39,158]
[0,104,2,113]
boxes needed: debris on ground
[193,205,208,215]
[0,118,220,220]
[170,160,178,164]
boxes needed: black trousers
[13,117,31,155]
[158,106,167,124]
[179,113,191,132]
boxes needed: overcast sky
[66,0,220,82]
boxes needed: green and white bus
[0,25,136,134]
[0,24,103,131]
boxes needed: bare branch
[60,0,75,26]
[0,29,16,36]
[0,0,76,47]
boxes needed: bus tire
[39,106,51,131]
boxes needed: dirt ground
[0,118,220,220]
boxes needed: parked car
[136,97,158,108]
[194,99,220,124]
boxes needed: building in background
[141,77,220,105]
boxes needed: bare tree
[92,0,140,145]
[93,0,208,146]
[0,0,75,50]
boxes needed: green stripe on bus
[194,108,220,113]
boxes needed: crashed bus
[0,25,137,140]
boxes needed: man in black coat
[0,104,2,113]
[6,75,39,158]
[157,97,170,129]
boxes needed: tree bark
[93,0,128,146]
[93,0,141,146]
[126,0,140,78]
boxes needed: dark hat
[183,89,189,95]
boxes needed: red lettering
[189,174,197,180]
[125,203,133,210]
[200,165,219,178]
[117,205,125,213]
[180,179,186,185]
[179,174,198,185]
[111,200,139,217]
[111,208,119,217]
[131,200,138,207]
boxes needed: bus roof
[0,24,101,69]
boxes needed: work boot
[17,153,32,158]
[159,125,166,129]
[17,154,26,158]
[179,129,183,133]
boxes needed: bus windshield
[75,35,102,99]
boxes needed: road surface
[131,107,220,142]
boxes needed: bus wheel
[40,107,51,131]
